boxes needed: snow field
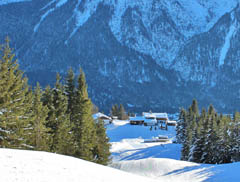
[0,148,159,182]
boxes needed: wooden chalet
[167,120,177,126]
[142,112,169,129]
[129,116,144,125]
[92,112,112,124]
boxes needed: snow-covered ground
[111,157,240,182]
[0,149,158,182]
[107,120,240,181]
[107,120,181,162]
[1,118,240,181]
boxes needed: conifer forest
[176,99,240,164]
[0,38,111,165]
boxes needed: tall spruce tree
[93,119,111,165]
[231,112,240,162]
[65,67,75,123]
[42,85,55,149]
[118,104,128,120]
[190,108,206,163]
[42,76,75,156]
[73,69,97,161]
[0,37,32,149]
[176,108,187,144]
[110,104,119,117]
[29,83,49,151]
[55,74,74,155]
[191,99,199,117]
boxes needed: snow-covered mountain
[0,0,240,112]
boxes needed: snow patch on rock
[219,18,237,66]
[0,0,31,6]
[34,0,69,33]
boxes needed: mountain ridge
[0,0,239,112]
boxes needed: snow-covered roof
[92,112,111,120]
[129,116,145,121]
[154,113,168,118]
[167,120,177,124]
[142,112,168,119]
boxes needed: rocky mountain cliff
[0,0,239,112]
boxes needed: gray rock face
[0,0,240,112]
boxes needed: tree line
[0,38,111,165]
[176,99,240,164]
[110,104,129,120]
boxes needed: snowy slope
[2,148,240,182]
[1,119,240,181]
[107,119,240,181]
[111,157,240,182]
[163,0,238,37]
[107,120,181,162]
[0,149,159,182]
[33,0,238,67]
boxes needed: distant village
[92,111,177,130]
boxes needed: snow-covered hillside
[1,120,240,181]
[111,157,240,182]
[1,149,239,182]
[107,120,240,182]
[107,120,181,161]
[0,149,158,182]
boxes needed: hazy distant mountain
[0,0,239,112]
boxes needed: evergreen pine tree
[219,116,232,163]
[191,99,199,117]
[204,112,219,164]
[65,67,76,123]
[118,104,128,120]
[52,73,74,155]
[176,108,187,144]
[110,104,119,117]
[188,116,198,161]
[29,83,49,151]
[42,85,56,149]
[0,37,32,149]
[93,119,111,165]
[181,125,192,161]
[73,69,97,161]
[232,112,240,162]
